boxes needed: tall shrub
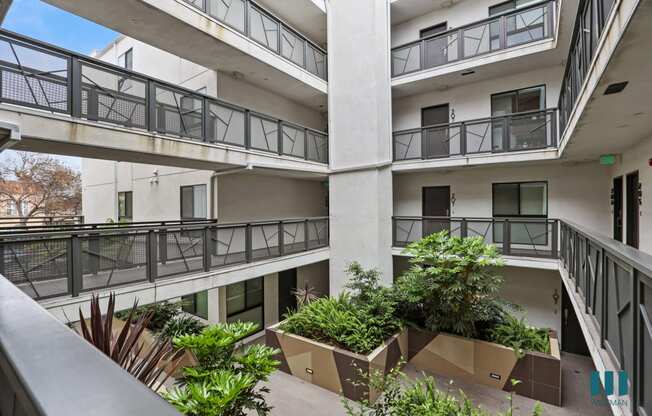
[395,231,505,338]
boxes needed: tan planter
[266,322,408,402]
[407,328,562,406]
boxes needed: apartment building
[0,0,650,414]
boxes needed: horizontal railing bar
[391,0,554,51]
[393,215,556,223]
[394,108,558,135]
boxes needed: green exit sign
[600,154,616,166]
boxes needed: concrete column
[206,287,220,324]
[263,273,279,327]
[217,286,227,323]
[327,0,394,293]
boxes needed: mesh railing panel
[211,225,246,267]
[158,229,204,278]
[282,221,306,254]
[249,5,279,52]
[154,85,203,140]
[207,0,246,33]
[251,223,279,261]
[280,27,305,68]
[250,114,278,153]
[281,124,305,158]
[207,101,246,146]
[305,43,326,80]
[307,131,328,163]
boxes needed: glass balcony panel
[207,101,245,146]
[208,0,246,32]
[392,43,421,76]
[393,131,422,160]
[250,114,278,153]
[81,63,147,129]
[506,4,549,47]
[281,123,305,158]
[464,121,492,153]
[280,27,305,68]
[306,43,326,79]
[249,6,279,52]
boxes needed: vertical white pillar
[263,273,279,327]
[206,287,220,324]
[327,0,394,293]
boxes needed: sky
[0,0,120,171]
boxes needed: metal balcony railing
[558,0,616,135]
[0,215,84,227]
[0,217,329,301]
[0,274,182,416]
[391,0,556,78]
[393,109,558,161]
[182,0,327,80]
[0,29,329,164]
[560,220,651,415]
[393,216,559,258]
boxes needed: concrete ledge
[392,248,560,270]
[41,247,330,322]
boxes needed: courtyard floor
[260,352,612,416]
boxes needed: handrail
[0,274,182,415]
[391,0,556,77]
[0,219,217,235]
[0,28,329,164]
[0,217,329,300]
[181,0,327,80]
[393,108,558,161]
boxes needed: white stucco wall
[392,66,563,130]
[393,161,612,235]
[608,135,652,255]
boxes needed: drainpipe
[209,164,253,220]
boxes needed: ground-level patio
[260,352,612,416]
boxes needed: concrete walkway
[261,353,612,416]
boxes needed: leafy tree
[164,322,280,416]
[395,231,506,338]
[0,151,81,223]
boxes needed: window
[118,191,133,222]
[493,182,548,217]
[7,200,29,216]
[182,291,209,320]
[226,277,264,329]
[420,22,447,39]
[491,86,545,116]
[120,48,133,70]
[180,184,207,219]
[6,201,16,216]
[489,0,538,16]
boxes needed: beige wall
[393,161,612,235]
[216,173,327,223]
[297,260,330,298]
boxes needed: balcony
[392,109,558,167]
[0,29,328,170]
[0,217,329,301]
[391,1,556,78]
[181,0,327,81]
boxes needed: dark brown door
[421,22,448,68]
[562,286,590,355]
[278,268,297,318]
[422,104,450,158]
[422,186,450,236]
[626,171,639,248]
[613,176,623,242]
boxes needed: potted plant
[394,231,561,406]
[266,263,407,402]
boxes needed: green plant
[489,314,550,358]
[116,300,183,333]
[395,231,505,338]
[77,294,185,392]
[281,264,401,355]
[159,315,206,341]
[164,322,280,416]
[343,366,543,416]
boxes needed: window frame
[226,277,265,323]
[492,181,548,218]
[490,84,547,116]
[120,48,133,70]
[419,22,448,39]
[179,184,207,220]
[117,191,133,222]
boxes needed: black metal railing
[0,217,329,301]
[560,220,651,415]
[0,274,182,416]
[558,0,616,135]
[0,215,84,227]
[392,216,558,258]
[182,0,327,80]
[0,29,329,164]
[391,0,556,77]
[393,109,558,161]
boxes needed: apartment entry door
[613,176,623,241]
[422,104,450,158]
[278,268,297,319]
[422,186,451,237]
[626,171,640,249]
[561,285,590,355]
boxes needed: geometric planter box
[266,322,408,402]
[408,327,562,406]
